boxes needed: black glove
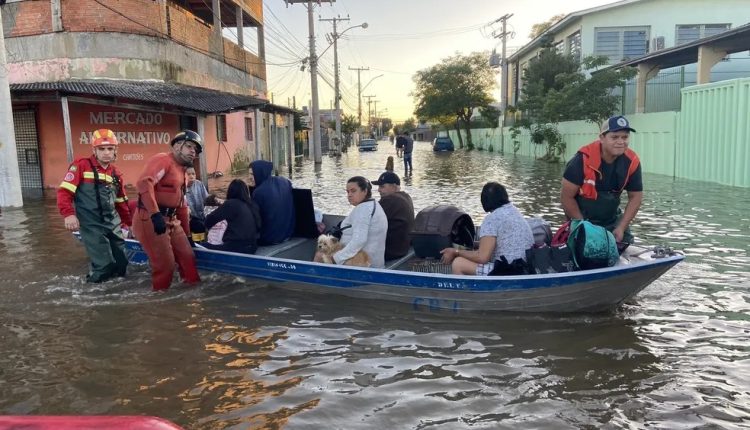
[151,213,167,235]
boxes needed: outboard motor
[411,205,475,259]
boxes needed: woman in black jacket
[204,179,262,254]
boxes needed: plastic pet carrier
[411,205,475,258]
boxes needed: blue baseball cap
[601,115,636,134]
[372,171,400,186]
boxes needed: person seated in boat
[440,182,534,276]
[203,179,262,254]
[371,171,415,261]
[248,160,295,245]
[314,176,389,268]
[203,194,226,246]
[561,115,642,244]
[185,166,208,240]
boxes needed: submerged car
[358,138,378,152]
[432,136,455,152]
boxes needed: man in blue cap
[372,171,415,260]
[560,115,642,244]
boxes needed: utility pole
[364,95,375,136]
[492,13,513,154]
[286,0,334,164]
[349,66,369,126]
[372,100,379,136]
[320,16,348,142]
[492,14,513,111]
[0,6,24,207]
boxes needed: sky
[260,0,617,123]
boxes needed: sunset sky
[260,0,617,123]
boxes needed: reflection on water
[1,143,749,429]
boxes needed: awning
[605,22,750,71]
[10,79,267,114]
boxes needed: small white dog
[317,234,371,267]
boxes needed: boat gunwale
[124,238,684,291]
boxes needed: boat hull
[122,239,682,313]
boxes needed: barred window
[676,24,730,45]
[216,115,227,142]
[594,26,649,63]
[567,31,581,63]
[245,117,253,140]
[554,41,564,55]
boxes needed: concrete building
[506,0,750,112]
[3,0,295,191]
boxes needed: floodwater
[1,141,749,429]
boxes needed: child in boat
[203,194,227,246]
[203,180,262,254]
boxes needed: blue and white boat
[120,235,683,313]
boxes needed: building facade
[3,0,294,190]
[507,0,750,111]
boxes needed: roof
[508,0,644,62]
[604,22,750,70]
[9,80,267,114]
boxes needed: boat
[116,234,682,313]
[82,191,683,313]
[0,416,183,429]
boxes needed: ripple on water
[1,144,749,429]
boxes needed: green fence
[450,78,749,188]
[678,78,750,187]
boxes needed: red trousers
[132,208,200,290]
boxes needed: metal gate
[13,110,43,189]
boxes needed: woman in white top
[330,176,388,268]
[440,182,534,276]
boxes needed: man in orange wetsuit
[133,130,202,290]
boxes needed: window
[554,40,564,55]
[595,26,649,63]
[676,24,730,45]
[216,115,227,142]
[245,117,254,140]
[567,31,581,63]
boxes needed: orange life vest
[578,140,640,200]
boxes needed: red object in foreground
[0,416,183,430]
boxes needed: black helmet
[171,130,203,154]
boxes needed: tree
[341,114,359,135]
[513,49,636,161]
[293,111,305,131]
[394,118,416,135]
[380,118,393,135]
[529,14,565,39]
[412,52,496,149]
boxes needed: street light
[319,20,368,142]
[362,74,384,93]
[357,74,383,132]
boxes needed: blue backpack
[567,220,619,270]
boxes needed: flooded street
[1,142,749,429]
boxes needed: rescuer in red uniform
[133,130,202,290]
[57,129,132,283]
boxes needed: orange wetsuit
[132,152,200,290]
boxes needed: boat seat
[385,249,415,270]
[256,237,309,257]
[292,188,320,238]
